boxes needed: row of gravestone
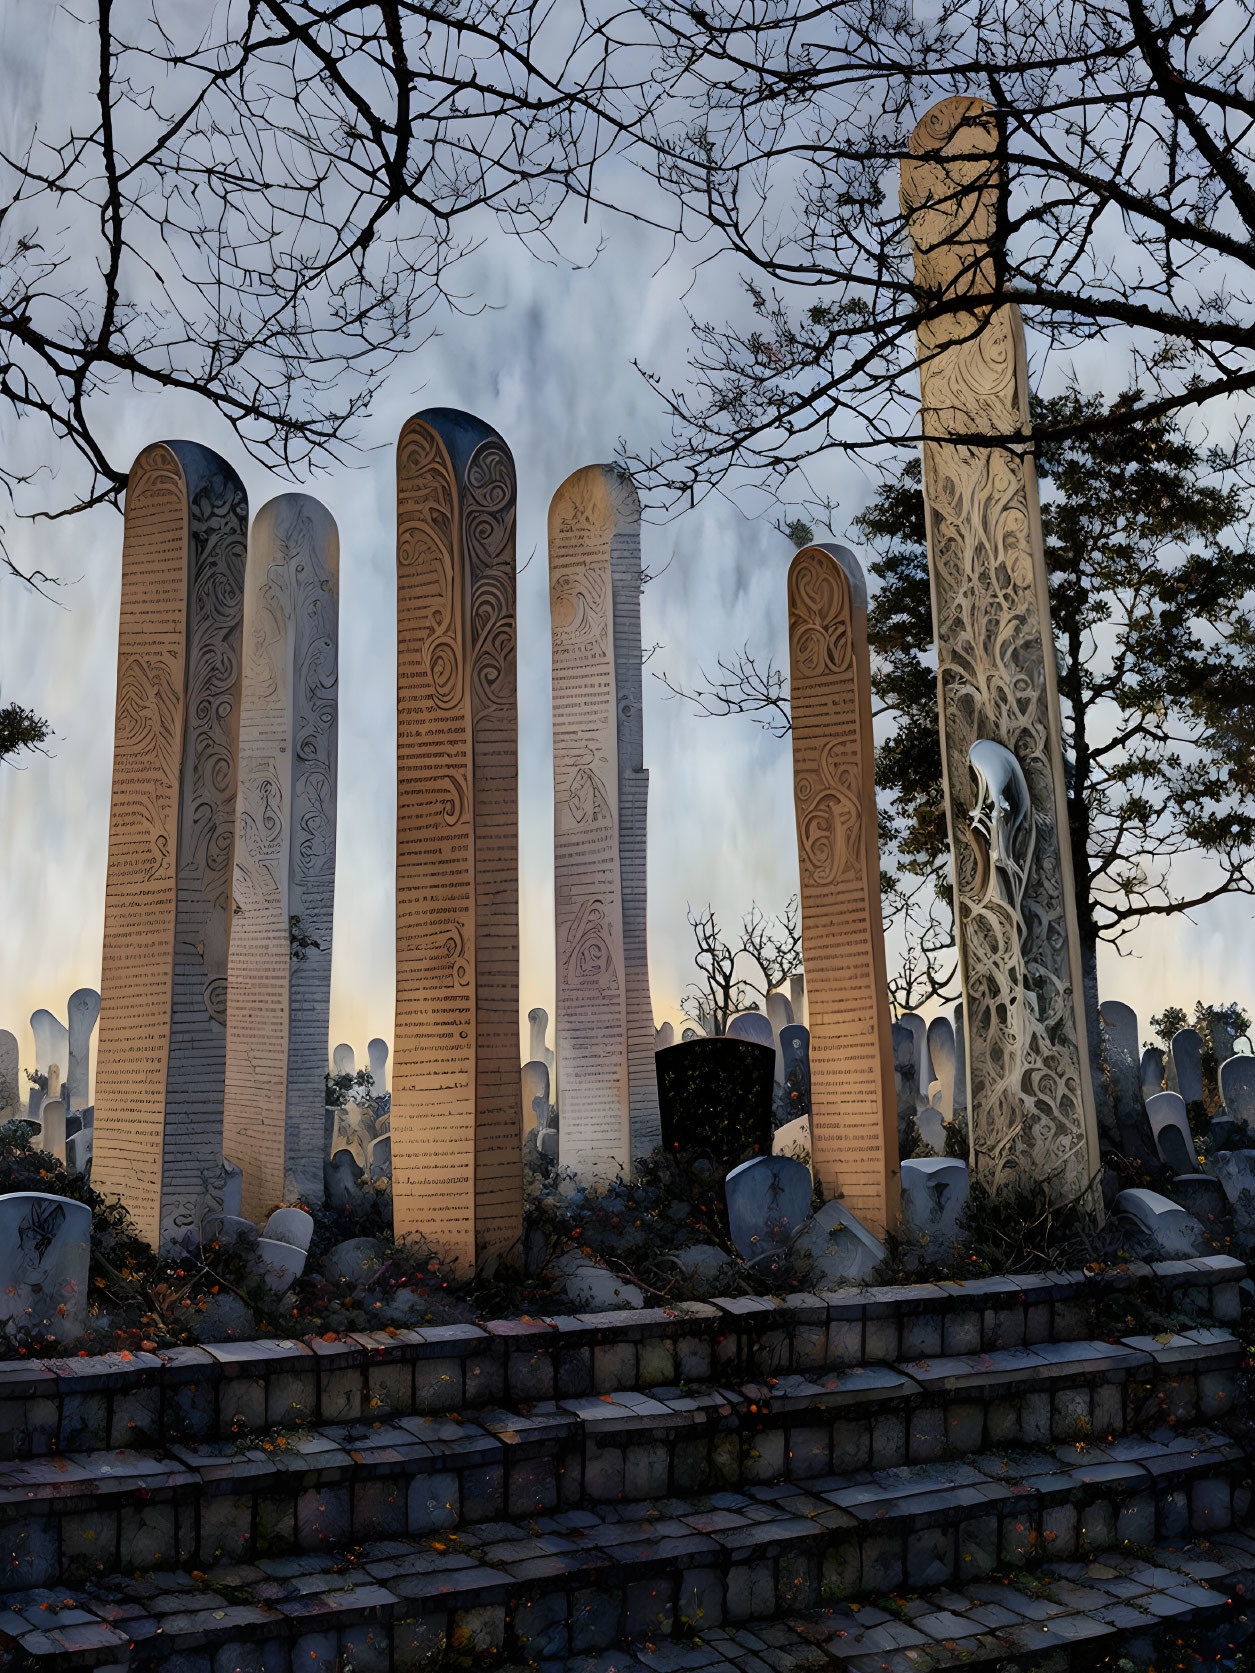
[0,994,103,1175]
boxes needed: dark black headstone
[656,1037,775,1173]
[1154,1122,1195,1176]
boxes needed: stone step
[0,1330,1241,1593]
[0,1257,1242,1462]
[0,1491,1251,1670]
[3,1418,1248,1638]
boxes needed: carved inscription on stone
[901,98,1100,1206]
[224,495,339,1220]
[93,441,247,1251]
[550,464,659,1181]
[394,409,521,1269]
[788,544,899,1237]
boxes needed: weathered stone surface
[1141,1047,1165,1101]
[790,1198,886,1287]
[1220,1056,1255,1125]
[1170,1027,1205,1107]
[92,441,248,1253]
[725,1155,813,1270]
[367,1038,389,1096]
[521,1060,550,1129]
[901,100,1100,1208]
[788,544,899,1236]
[0,1192,90,1341]
[394,408,521,1270]
[1170,1175,1228,1228]
[38,1099,66,1164]
[668,1244,735,1284]
[1145,1091,1198,1174]
[528,1007,555,1075]
[191,1292,256,1342]
[926,1016,956,1122]
[1212,1150,1255,1233]
[773,1113,812,1170]
[900,1156,969,1251]
[29,1009,68,1087]
[321,1236,387,1284]
[1115,1188,1207,1258]
[765,990,794,1085]
[263,1207,314,1251]
[1100,1000,1158,1167]
[253,1236,307,1296]
[224,493,339,1221]
[550,464,659,1180]
[564,1263,645,1310]
[66,988,101,1114]
[332,1043,355,1077]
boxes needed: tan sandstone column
[224,494,339,1221]
[93,442,248,1251]
[788,543,900,1236]
[549,464,660,1181]
[901,98,1101,1206]
[393,408,521,1270]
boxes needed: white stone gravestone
[66,989,101,1114]
[333,1043,356,1078]
[900,1156,969,1251]
[926,1017,956,1123]
[367,1038,389,1096]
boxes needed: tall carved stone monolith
[788,544,899,1236]
[394,408,521,1270]
[901,99,1100,1206]
[66,989,100,1114]
[549,464,660,1182]
[223,495,339,1221]
[92,441,247,1252]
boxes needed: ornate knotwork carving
[902,98,1100,1206]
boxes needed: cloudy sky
[1,4,1251,1096]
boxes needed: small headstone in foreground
[790,1198,885,1287]
[322,1236,386,1285]
[253,1237,306,1297]
[263,1207,315,1251]
[900,1156,969,1252]
[1115,1187,1207,1259]
[725,1154,812,1271]
[1170,1174,1228,1229]
[0,1192,91,1341]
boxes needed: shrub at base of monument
[0,1191,90,1342]
[725,1155,813,1276]
[789,1200,886,1287]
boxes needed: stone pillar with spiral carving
[393,408,522,1271]
[93,441,248,1252]
[900,98,1101,1209]
[788,543,900,1237]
